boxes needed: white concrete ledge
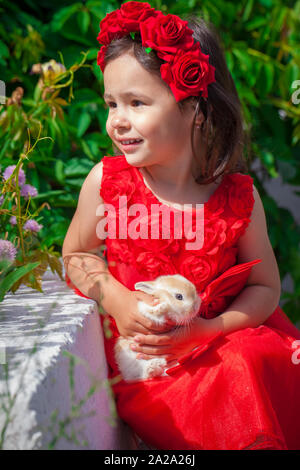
[0,260,134,450]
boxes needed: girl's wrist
[193,315,224,344]
[96,273,131,318]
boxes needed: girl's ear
[134,281,156,293]
[185,98,205,127]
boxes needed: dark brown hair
[103,14,250,184]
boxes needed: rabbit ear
[134,281,156,293]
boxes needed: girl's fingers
[137,353,175,362]
[134,333,171,345]
[135,314,174,333]
[131,342,169,355]
[133,321,156,335]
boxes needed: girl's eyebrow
[103,91,149,100]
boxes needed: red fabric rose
[129,207,182,253]
[119,1,158,30]
[97,11,126,45]
[225,216,251,246]
[97,46,107,73]
[160,45,216,101]
[227,174,254,218]
[203,217,227,255]
[136,251,177,278]
[139,13,194,57]
[100,171,135,210]
[106,239,135,264]
[180,254,217,290]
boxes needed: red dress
[66,155,300,450]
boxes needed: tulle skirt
[104,306,300,450]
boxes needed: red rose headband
[97,1,216,102]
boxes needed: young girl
[63,2,300,450]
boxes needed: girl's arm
[212,183,281,336]
[62,161,120,305]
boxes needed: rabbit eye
[175,293,183,300]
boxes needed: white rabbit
[114,274,201,382]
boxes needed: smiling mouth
[119,139,143,145]
[118,140,144,150]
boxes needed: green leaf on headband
[130,32,136,40]
[145,47,152,54]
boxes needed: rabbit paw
[145,358,167,378]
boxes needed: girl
[63,2,300,450]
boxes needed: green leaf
[225,50,234,74]
[51,3,82,32]
[81,138,95,160]
[55,159,65,184]
[77,10,90,35]
[92,60,102,81]
[0,262,41,302]
[76,112,91,138]
[259,0,274,8]
[242,0,254,22]
[238,83,260,107]
[261,63,274,94]
[85,48,99,60]
[0,40,9,59]
[64,158,94,177]
[245,16,267,31]
[33,190,66,200]
[232,48,252,72]
[71,88,102,106]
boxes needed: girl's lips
[119,140,143,151]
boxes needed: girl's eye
[105,100,144,108]
[132,100,144,107]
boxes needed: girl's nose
[111,114,130,130]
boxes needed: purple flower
[23,219,43,232]
[0,239,17,262]
[3,165,26,187]
[0,195,4,206]
[20,184,38,200]
[9,216,17,225]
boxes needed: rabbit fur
[115,274,201,382]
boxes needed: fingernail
[134,336,141,342]
[131,344,137,350]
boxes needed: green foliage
[0,0,299,321]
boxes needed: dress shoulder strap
[101,155,130,174]
[225,172,255,220]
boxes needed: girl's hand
[113,290,175,338]
[130,316,222,364]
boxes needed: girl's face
[103,52,196,168]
